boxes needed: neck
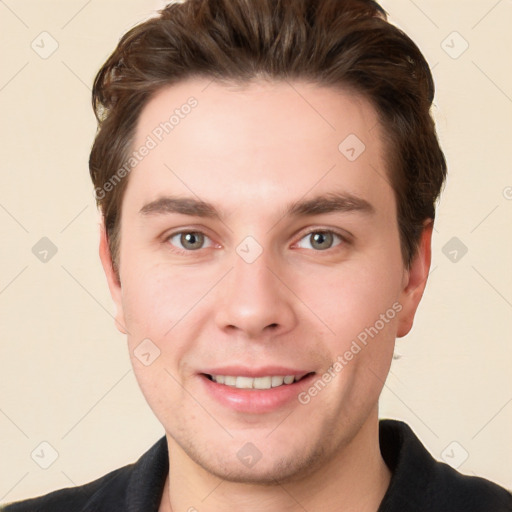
[161,413,391,512]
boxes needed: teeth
[210,374,298,389]
[254,376,272,389]
[235,376,253,389]
[271,376,284,387]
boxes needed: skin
[99,78,432,512]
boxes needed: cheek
[120,259,212,339]
[300,254,403,347]
[119,261,203,423]
[309,261,401,417]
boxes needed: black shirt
[2,420,511,511]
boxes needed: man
[2,0,511,510]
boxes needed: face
[100,78,430,484]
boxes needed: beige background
[1,0,511,504]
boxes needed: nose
[213,248,298,340]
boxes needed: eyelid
[163,228,219,254]
[292,227,351,251]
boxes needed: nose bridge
[232,248,274,302]
[214,239,296,337]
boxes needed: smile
[205,374,303,389]
[200,371,316,413]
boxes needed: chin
[185,437,330,486]
[204,459,310,485]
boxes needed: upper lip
[200,366,314,379]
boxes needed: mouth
[199,369,316,413]
[202,373,313,390]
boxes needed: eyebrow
[139,192,375,220]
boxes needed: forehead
[126,78,394,219]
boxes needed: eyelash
[163,228,351,256]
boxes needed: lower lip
[200,373,315,414]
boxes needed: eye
[166,231,215,252]
[295,230,345,251]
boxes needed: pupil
[312,232,332,250]
[182,232,203,249]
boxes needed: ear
[99,220,127,334]
[396,220,433,338]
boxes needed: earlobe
[98,221,127,335]
[396,220,433,338]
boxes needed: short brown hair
[89,0,446,276]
